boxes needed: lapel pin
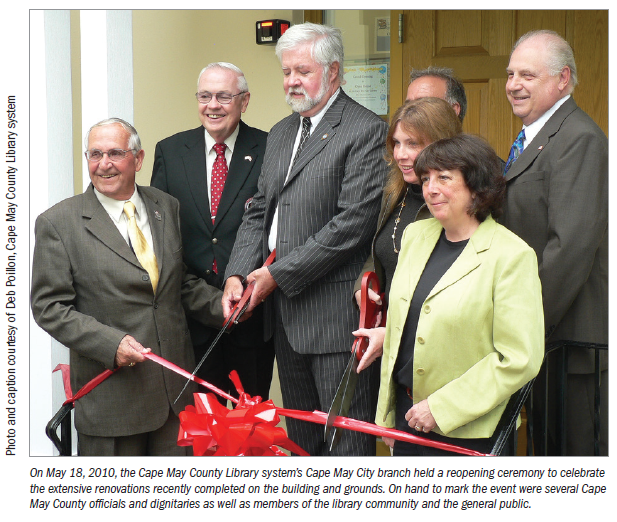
[538,146,544,150]
[321,134,328,140]
[245,155,253,162]
[154,210,162,221]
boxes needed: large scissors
[174,249,276,404]
[324,271,385,450]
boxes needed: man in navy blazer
[151,63,274,402]
[502,30,608,455]
[223,24,389,455]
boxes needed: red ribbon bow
[177,371,308,456]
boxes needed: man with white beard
[223,22,389,456]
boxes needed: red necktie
[211,143,228,273]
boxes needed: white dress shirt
[94,185,155,252]
[521,95,570,151]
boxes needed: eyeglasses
[195,91,246,105]
[84,148,136,162]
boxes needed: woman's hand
[382,436,395,448]
[405,399,437,433]
[354,287,382,317]
[354,326,385,373]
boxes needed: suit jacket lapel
[427,218,495,300]
[82,185,141,269]
[215,120,259,226]
[181,127,213,229]
[505,97,577,182]
[285,90,346,186]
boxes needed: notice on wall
[343,64,388,116]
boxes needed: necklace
[392,187,408,253]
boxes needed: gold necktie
[123,201,159,293]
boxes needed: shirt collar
[523,95,570,148]
[93,184,145,223]
[204,123,240,155]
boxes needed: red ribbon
[144,353,488,457]
[53,353,488,456]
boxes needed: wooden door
[390,10,608,159]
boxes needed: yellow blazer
[376,216,544,438]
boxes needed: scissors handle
[355,271,384,361]
[225,249,277,326]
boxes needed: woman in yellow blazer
[376,134,544,456]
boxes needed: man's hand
[222,276,245,317]
[245,267,278,312]
[115,335,151,367]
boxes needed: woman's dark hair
[413,134,506,221]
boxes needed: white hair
[85,117,141,152]
[197,62,249,93]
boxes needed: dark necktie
[211,143,228,273]
[292,117,311,166]
[504,129,525,174]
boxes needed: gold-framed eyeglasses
[85,148,136,162]
[195,91,246,105]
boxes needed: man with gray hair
[151,63,274,403]
[501,30,608,455]
[407,66,467,122]
[32,118,224,455]
[223,23,389,455]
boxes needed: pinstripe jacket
[225,90,389,354]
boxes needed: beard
[285,72,331,114]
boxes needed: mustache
[288,87,307,96]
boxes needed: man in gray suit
[151,63,274,403]
[31,118,224,456]
[223,23,389,455]
[502,30,608,455]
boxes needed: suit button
[416,368,425,375]
[142,275,150,282]
[153,303,159,309]
[212,238,218,244]
[423,305,431,314]
[417,336,425,344]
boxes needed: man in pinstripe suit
[223,23,389,455]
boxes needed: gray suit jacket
[31,185,224,436]
[501,97,608,372]
[225,90,389,354]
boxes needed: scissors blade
[173,314,235,404]
[326,342,366,451]
[324,339,360,442]
[174,250,277,404]
[324,271,384,450]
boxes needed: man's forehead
[88,124,129,145]
[408,76,447,99]
[198,68,238,90]
[281,44,316,66]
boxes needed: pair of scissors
[174,249,276,404]
[324,271,385,450]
